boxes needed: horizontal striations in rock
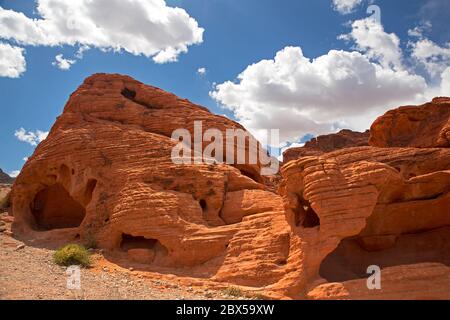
[369,97,450,148]
[278,144,450,299]
[9,73,450,299]
[10,73,291,291]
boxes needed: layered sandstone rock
[283,129,369,162]
[369,97,450,148]
[278,145,450,299]
[11,74,290,290]
[9,75,450,300]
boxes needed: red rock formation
[369,97,450,148]
[11,74,290,291]
[9,75,450,300]
[278,146,450,299]
[283,129,369,163]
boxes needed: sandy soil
[0,210,257,300]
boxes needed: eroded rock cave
[320,226,450,282]
[31,183,86,230]
[120,233,168,264]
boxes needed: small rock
[129,267,134,271]
[15,244,25,251]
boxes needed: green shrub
[53,244,91,267]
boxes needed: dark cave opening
[120,233,159,251]
[121,87,160,109]
[199,199,207,210]
[31,183,86,230]
[121,87,136,100]
[294,195,320,228]
[319,226,450,282]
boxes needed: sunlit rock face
[10,74,450,299]
[278,97,450,299]
[369,97,450,148]
[11,73,291,291]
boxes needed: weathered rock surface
[283,129,369,163]
[11,74,290,292]
[278,146,450,299]
[9,75,450,300]
[0,169,14,184]
[369,97,450,148]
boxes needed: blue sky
[0,0,449,175]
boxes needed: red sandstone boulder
[369,97,450,148]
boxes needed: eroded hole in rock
[294,195,320,228]
[121,87,136,100]
[120,233,158,250]
[120,233,168,264]
[121,87,160,109]
[319,226,450,282]
[31,183,86,230]
[199,199,207,210]
[84,179,97,204]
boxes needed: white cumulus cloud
[339,18,403,70]
[14,128,49,146]
[197,67,206,75]
[52,54,76,70]
[332,0,363,14]
[410,38,450,78]
[0,42,26,78]
[0,0,204,73]
[211,46,427,143]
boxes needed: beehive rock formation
[11,74,291,290]
[283,129,369,162]
[9,74,450,299]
